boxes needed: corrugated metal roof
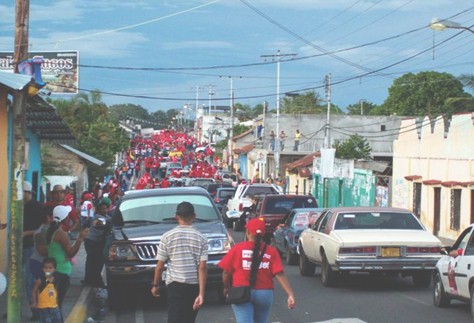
[59,144,104,166]
[26,96,77,144]
[286,151,321,171]
[0,70,33,91]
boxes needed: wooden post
[7,0,29,322]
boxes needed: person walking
[151,202,208,323]
[293,129,302,151]
[83,198,112,287]
[46,205,88,307]
[218,217,295,323]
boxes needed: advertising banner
[0,51,79,94]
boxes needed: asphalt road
[103,229,471,323]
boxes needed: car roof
[326,206,412,213]
[123,187,209,200]
[291,207,325,212]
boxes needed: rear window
[243,186,278,197]
[219,189,235,199]
[263,197,317,214]
[334,212,423,230]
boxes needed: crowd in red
[118,129,222,190]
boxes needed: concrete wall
[392,113,474,240]
[263,114,402,155]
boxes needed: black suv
[105,187,233,307]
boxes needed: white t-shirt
[80,200,93,218]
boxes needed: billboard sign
[0,51,79,94]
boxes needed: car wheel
[299,245,315,276]
[285,244,298,266]
[412,270,431,288]
[321,253,338,287]
[433,272,450,307]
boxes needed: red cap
[245,217,266,235]
[84,193,93,200]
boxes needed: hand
[151,286,160,297]
[78,228,89,240]
[193,294,204,310]
[287,295,295,309]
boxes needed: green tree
[108,103,150,123]
[345,100,378,115]
[333,134,372,160]
[381,71,472,118]
[280,91,343,115]
[51,91,129,182]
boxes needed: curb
[65,286,92,323]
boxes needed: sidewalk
[0,243,92,323]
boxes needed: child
[32,258,63,323]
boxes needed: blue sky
[1,0,473,113]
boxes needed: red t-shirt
[218,241,283,289]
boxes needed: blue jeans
[231,289,273,323]
[39,307,63,323]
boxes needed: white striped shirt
[156,225,208,285]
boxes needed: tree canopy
[380,71,472,118]
[345,100,378,115]
[281,91,343,115]
[333,134,372,160]
[50,91,129,182]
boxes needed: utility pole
[193,86,203,137]
[220,76,242,172]
[207,84,215,116]
[9,1,29,322]
[324,73,332,148]
[261,50,296,178]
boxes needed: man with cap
[218,217,295,323]
[43,185,80,237]
[23,181,43,320]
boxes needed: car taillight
[406,246,440,254]
[239,203,243,212]
[339,246,376,254]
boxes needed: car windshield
[263,197,317,214]
[334,212,423,230]
[116,194,220,225]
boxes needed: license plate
[381,247,400,258]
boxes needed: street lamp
[429,18,474,34]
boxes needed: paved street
[103,229,471,323]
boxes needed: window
[380,125,386,131]
[413,183,422,217]
[318,212,332,233]
[450,189,462,231]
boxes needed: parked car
[247,194,318,242]
[433,224,474,319]
[105,187,233,307]
[298,207,442,287]
[226,183,282,228]
[214,187,236,219]
[165,162,182,177]
[273,208,325,265]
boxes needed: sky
[1,0,474,114]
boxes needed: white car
[298,207,442,287]
[433,224,474,318]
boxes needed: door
[454,228,474,297]
[433,187,441,236]
[306,211,332,262]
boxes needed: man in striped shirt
[151,202,208,323]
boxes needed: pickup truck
[433,223,474,319]
[225,183,281,230]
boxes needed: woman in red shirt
[218,218,295,323]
